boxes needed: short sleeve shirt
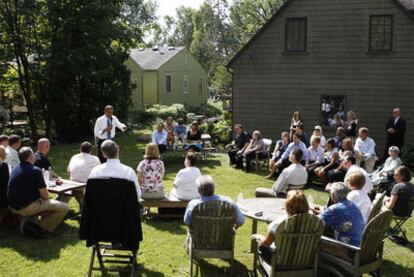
[34,152,52,170]
[7,162,46,209]
[137,159,165,194]
[235,131,250,149]
[391,182,414,217]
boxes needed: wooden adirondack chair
[188,200,237,276]
[368,192,386,223]
[319,210,393,277]
[254,213,324,277]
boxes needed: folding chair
[387,196,414,243]
[79,178,143,277]
[254,138,272,172]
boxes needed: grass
[0,130,413,277]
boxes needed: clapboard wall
[229,0,414,155]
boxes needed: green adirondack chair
[319,210,393,277]
[188,200,237,276]
[254,213,324,277]
[368,192,386,223]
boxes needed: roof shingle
[129,46,185,70]
[398,0,414,11]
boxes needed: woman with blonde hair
[137,143,165,199]
[251,190,310,263]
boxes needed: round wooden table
[238,198,287,252]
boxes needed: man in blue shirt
[276,133,308,173]
[8,147,69,234]
[184,175,244,226]
[152,122,168,153]
[174,118,187,150]
[316,182,364,250]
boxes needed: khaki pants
[13,199,69,232]
[255,188,275,198]
[355,153,377,173]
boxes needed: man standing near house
[94,105,127,162]
[384,108,406,160]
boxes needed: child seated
[174,118,187,150]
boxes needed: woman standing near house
[185,121,203,152]
[137,143,165,199]
[345,111,358,138]
[289,111,302,140]
[165,116,175,149]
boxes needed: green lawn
[0,131,413,277]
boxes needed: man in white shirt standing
[255,149,308,197]
[94,105,127,162]
[354,127,377,173]
[63,142,101,210]
[89,140,141,200]
[5,135,21,172]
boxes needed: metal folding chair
[387,196,414,243]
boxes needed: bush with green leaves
[0,105,10,125]
[401,146,414,170]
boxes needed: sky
[155,0,205,21]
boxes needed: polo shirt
[7,162,46,210]
[34,152,52,170]
[391,182,414,217]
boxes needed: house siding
[126,58,144,111]
[158,49,208,107]
[231,0,414,154]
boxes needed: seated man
[354,127,377,173]
[226,124,250,168]
[64,141,101,210]
[34,138,61,182]
[315,182,364,258]
[5,135,21,172]
[256,149,308,197]
[89,140,141,200]
[0,146,9,220]
[333,127,346,150]
[344,156,373,194]
[370,146,401,185]
[8,147,69,235]
[384,166,414,218]
[174,118,187,150]
[184,175,244,226]
[275,133,308,174]
[305,136,324,185]
[152,122,168,153]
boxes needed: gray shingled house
[228,0,414,154]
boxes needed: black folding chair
[79,178,143,277]
[387,196,414,244]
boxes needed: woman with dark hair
[314,138,339,184]
[185,121,203,152]
[251,190,310,263]
[289,111,302,140]
[384,166,414,217]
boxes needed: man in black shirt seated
[226,124,250,168]
[34,138,62,183]
[8,147,69,234]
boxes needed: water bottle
[307,195,314,205]
[48,167,53,181]
[237,193,244,204]
[43,169,49,185]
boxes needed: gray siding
[231,0,414,154]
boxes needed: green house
[126,46,209,110]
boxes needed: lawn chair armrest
[321,236,361,252]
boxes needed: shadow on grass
[194,259,251,277]
[0,221,79,262]
[381,259,414,276]
[389,239,414,252]
[143,218,187,235]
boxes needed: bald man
[34,138,62,182]
[384,108,406,159]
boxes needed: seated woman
[165,116,175,149]
[370,146,401,185]
[237,130,265,173]
[311,125,327,148]
[347,171,372,224]
[314,139,339,184]
[251,190,310,264]
[305,136,325,185]
[184,121,203,152]
[137,143,165,199]
[326,138,354,183]
[265,131,290,179]
[384,166,414,217]
[170,152,201,201]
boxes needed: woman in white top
[310,125,326,148]
[170,152,201,200]
[314,139,339,184]
[346,171,372,224]
[370,146,402,185]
